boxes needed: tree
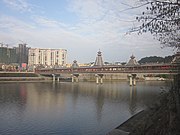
[138,55,174,64]
[132,0,180,50]
[130,0,180,129]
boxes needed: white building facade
[28,48,67,67]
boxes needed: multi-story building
[16,44,29,65]
[0,46,18,64]
[0,47,10,64]
[28,48,67,67]
[0,43,29,65]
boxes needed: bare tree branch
[130,0,180,50]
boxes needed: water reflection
[0,81,168,135]
[96,85,104,121]
[71,83,79,110]
[26,83,66,114]
[129,86,137,115]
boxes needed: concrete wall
[57,72,172,82]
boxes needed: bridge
[35,51,179,85]
[36,63,177,74]
[35,63,178,84]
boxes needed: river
[0,81,169,135]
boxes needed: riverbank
[0,72,51,81]
[107,89,180,135]
[0,77,51,82]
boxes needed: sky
[0,0,174,63]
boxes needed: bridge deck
[36,64,178,75]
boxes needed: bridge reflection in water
[0,81,169,135]
[129,86,137,115]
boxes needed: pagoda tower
[71,60,79,68]
[94,50,104,67]
[126,54,139,66]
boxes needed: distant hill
[138,55,174,64]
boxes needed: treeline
[138,55,174,64]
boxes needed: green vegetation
[138,55,174,64]
[132,1,180,134]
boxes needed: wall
[54,72,172,82]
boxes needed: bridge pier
[133,78,136,86]
[57,77,60,82]
[52,74,56,82]
[71,74,79,83]
[71,75,74,82]
[128,74,136,86]
[95,74,103,84]
[95,75,99,84]
[129,75,132,86]
[132,74,137,86]
[52,74,61,82]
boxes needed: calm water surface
[0,81,169,135]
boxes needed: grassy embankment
[0,72,51,81]
[113,70,180,135]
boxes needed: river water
[0,81,169,135]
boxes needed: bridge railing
[35,64,178,74]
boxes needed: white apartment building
[28,48,67,67]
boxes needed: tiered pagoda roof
[72,60,79,68]
[126,54,139,66]
[94,50,104,67]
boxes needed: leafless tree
[131,0,180,50]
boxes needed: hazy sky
[0,0,174,63]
